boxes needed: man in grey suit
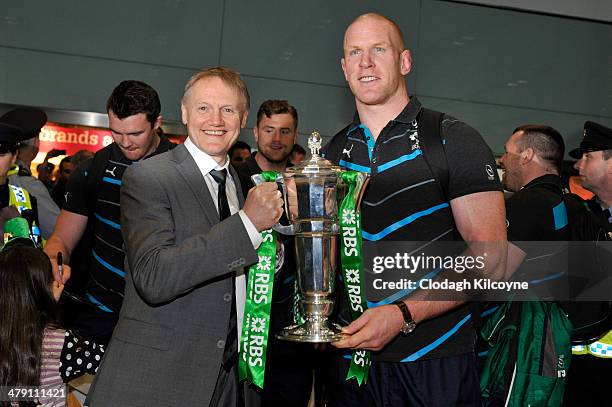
[88,67,283,407]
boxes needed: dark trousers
[326,353,481,407]
[261,335,317,406]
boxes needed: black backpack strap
[86,145,113,215]
[418,109,486,322]
[417,108,449,201]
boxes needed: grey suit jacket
[88,144,258,407]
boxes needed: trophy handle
[251,173,296,235]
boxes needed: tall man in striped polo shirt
[44,80,175,346]
[323,13,507,406]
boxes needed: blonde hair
[182,67,250,112]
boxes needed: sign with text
[38,123,113,155]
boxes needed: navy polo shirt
[64,137,174,343]
[324,97,501,362]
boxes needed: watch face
[401,322,416,335]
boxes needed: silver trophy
[254,131,368,342]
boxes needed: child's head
[0,245,60,386]
[0,244,60,328]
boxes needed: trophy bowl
[254,131,368,343]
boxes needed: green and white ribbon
[239,171,278,389]
[339,171,371,386]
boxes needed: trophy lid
[286,131,340,176]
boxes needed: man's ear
[400,49,412,76]
[292,128,298,146]
[181,104,188,125]
[154,115,163,130]
[521,148,534,163]
[240,111,249,129]
[253,125,259,143]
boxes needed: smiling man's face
[341,15,410,107]
[181,76,248,164]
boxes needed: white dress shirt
[184,138,262,342]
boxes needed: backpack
[480,296,573,407]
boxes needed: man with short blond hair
[88,67,283,407]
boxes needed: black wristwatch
[393,300,416,335]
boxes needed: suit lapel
[229,165,245,207]
[172,144,218,225]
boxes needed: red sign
[38,123,112,155]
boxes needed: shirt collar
[346,96,423,136]
[184,137,229,175]
[111,135,172,164]
[522,174,564,190]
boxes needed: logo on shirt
[342,144,354,159]
[409,131,420,151]
[485,164,495,181]
[64,192,70,203]
[105,166,117,177]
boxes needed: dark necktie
[210,168,238,369]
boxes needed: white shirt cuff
[239,209,263,249]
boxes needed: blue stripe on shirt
[339,160,371,173]
[367,268,443,308]
[377,150,422,173]
[102,176,122,186]
[92,250,125,277]
[86,293,114,313]
[401,313,472,362]
[362,203,449,241]
[94,213,121,230]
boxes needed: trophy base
[276,320,345,343]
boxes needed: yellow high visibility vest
[572,330,612,358]
[5,183,43,247]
